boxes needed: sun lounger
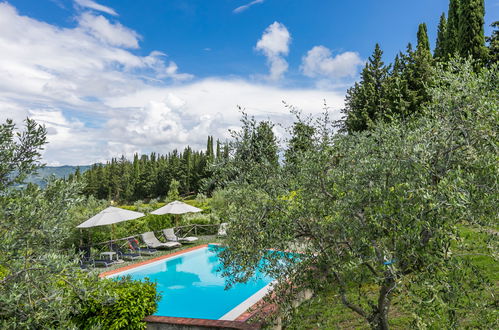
[127,237,157,255]
[141,231,181,249]
[110,243,141,261]
[78,246,113,268]
[162,228,198,244]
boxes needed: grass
[283,224,498,329]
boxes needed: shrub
[71,276,159,330]
[184,213,219,225]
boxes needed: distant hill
[24,165,91,187]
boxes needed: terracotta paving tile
[144,315,259,329]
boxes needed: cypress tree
[285,122,315,173]
[206,136,214,161]
[445,0,461,57]
[343,43,389,132]
[381,54,411,120]
[403,34,433,116]
[216,139,221,159]
[417,23,431,54]
[486,21,499,65]
[434,13,447,59]
[459,0,487,61]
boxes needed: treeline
[76,136,228,202]
[343,0,497,133]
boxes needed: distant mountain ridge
[25,165,91,187]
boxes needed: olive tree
[0,119,159,328]
[217,59,498,329]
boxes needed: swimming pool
[106,244,275,320]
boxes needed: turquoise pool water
[108,245,274,320]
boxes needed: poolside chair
[162,228,198,244]
[217,222,228,237]
[77,246,113,268]
[110,242,141,261]
[141,231,181,249]
[128,237,158,255]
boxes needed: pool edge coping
[99,244,210,278]
[143,315,261,329]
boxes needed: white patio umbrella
[77,206,145,240]
[151,200,202,226]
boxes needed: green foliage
[486,21,499,65]
[194,193,208,208]
[212,112,280,190]
[0,118,160,328]
[209,189,235,222]
[416,23,431,54]
[284,119,316,175]
[216,59,498,329]
[434,13,447,59]
[166,178,180,202]
[0,118,46,189]
[445,0,461,57]
[343,43,389,133]
[458,0,488,61]
[183,213,219,226]
[287,225,497,328]
[71,276,159,330]
[81,139,219,203]
[206,135,215,161]
[343,39,433,132]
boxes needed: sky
[0,0,497,165]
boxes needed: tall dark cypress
[404,27,433,116]
[206,136,214,159]
[216,139,221,159]
[459,0,487,61]
[434,13,447,59]
[445,0,461,57]
[417,23,431,54]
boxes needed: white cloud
[78,12,140,48]
[233,0,265,14]
[101,78,344,156]
[255,22,291,81]
[27,108,104,165]
[0,3,345,166]
[0,3,191,107]
[75,0,118,16]
[140,51,193,81]
[301,46,364,79]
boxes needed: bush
[183,212,219,225]
[71,276,159,330]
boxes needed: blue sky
[1,0,498,165]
